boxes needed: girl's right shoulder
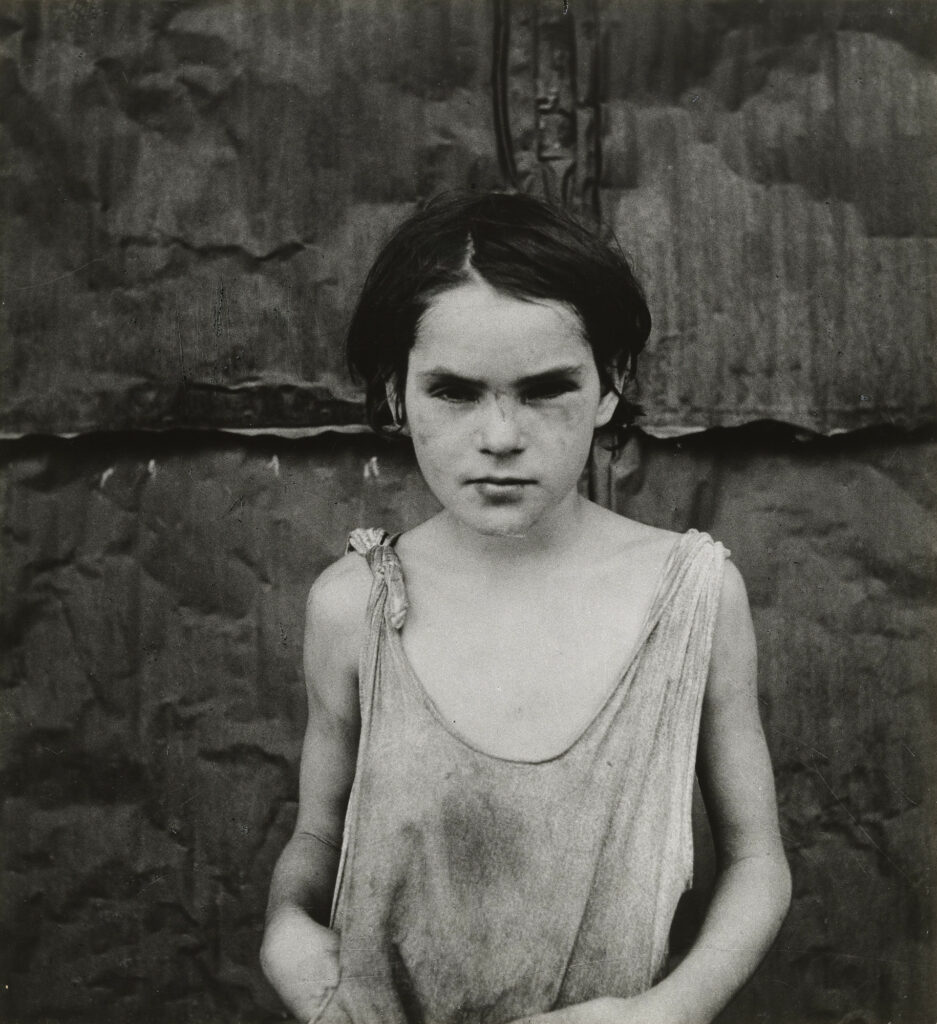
[305,551,373,642]
[302,552,373,711]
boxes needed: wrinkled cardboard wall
[2,0,934,435]
[2,431,934,1023]
[1,1,935,1022]
[1,0,502,434]
[0,434,440,1023]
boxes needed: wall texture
[1,1,935,1023]
[605,429,937,1022]
[1,429,934,1023]
[0,432,440,1023]
[2,0,934,436]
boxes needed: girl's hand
[509,993,690,1024]
[260,907,342,1023]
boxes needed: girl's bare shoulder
[306,551,373,635]
[297,550,374,722]
[303,551,374,699]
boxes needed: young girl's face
[401,280,618,540]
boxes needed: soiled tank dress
[313,527,727,1024]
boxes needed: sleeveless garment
[317,528,727,1024]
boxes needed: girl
[261,192,791,1024]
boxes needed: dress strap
[330,529,408,927]
[345,527,409,630]
[345,527,393,556]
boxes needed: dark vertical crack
[588,0,603,224]
[561,1,579,208]
[492,0,519,189]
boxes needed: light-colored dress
[315,527,727,1024]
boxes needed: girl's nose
[477,395,524,453]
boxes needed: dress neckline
[384,530,697,766]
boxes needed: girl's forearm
[637,851,792,1024]
[516,852,791,1024]
[265,830,341,925]
[261,833,344,1022]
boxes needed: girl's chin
[430,484,582,540]
[473,523,534,539]
[451,505,546,539]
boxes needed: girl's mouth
[472,477,533,485]
[471,479,534,501]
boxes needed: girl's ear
[594,365,626,428]
[384,377,410,435]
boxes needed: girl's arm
[261,557,368,1022]
[518,560,792,1024]
[625,559,791,1022]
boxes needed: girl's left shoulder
[590,507,742,608]
[595,510,753,691]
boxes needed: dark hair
[345,190,651,445]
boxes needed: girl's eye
[431,387,478,403]
[521,382,578,402]
[428,380,578,404]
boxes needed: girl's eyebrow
[417,364,586,387]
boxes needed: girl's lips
[469,477,535,484]
[471,479,534,501]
